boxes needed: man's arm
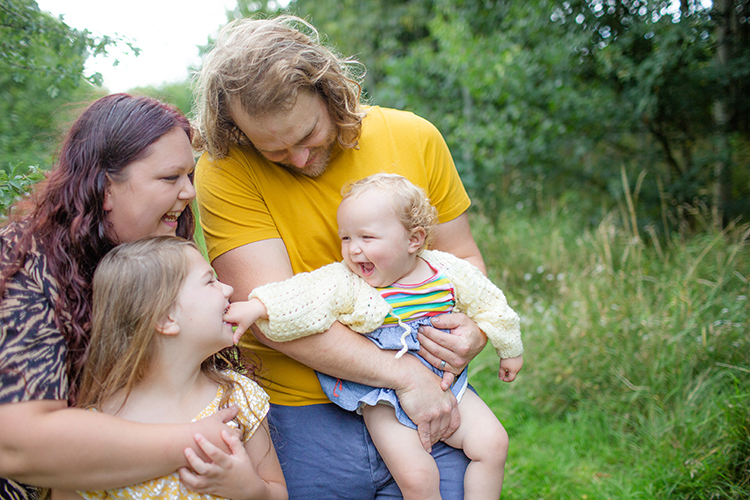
[431,212,486,274]
[212,238,459,449]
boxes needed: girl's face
[337,191,422,288]
[104,127,196,243]
[171,248,235,355]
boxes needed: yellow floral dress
[78,371,269,500]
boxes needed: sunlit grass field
[470,203,749,499]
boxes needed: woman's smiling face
[104,127,196,243]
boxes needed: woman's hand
[180,430,258,500]
[417,313,487,390]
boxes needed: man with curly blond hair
[193,15,491,499]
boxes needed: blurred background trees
[3,0,749,232]
[230,0,750,233]
[0,0,123,170]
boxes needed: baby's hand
[224,299,267,344]
[498,355,523,382]
[179,430,260,500]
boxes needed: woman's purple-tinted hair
[0,93,195,403]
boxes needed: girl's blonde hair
[342,173,438,252]
[193,15,366,159]
[77,236,250,412]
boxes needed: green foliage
[129,80,194,117]
[0,163,44,218]
[468,194,750,497]
[0,0,130,169]
[253,0,750,231]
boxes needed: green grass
[469,203,750,499]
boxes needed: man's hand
[498,355,523,382]
[417,313,487,390]
[395,365,460,453]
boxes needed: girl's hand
[179,430,261,500]
[498,355,524,382]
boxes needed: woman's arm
[0,399,238,489]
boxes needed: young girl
[226,173,523,500]
[54,237,287,500]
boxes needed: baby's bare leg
[362,404,442,500]
[442,391,508,500]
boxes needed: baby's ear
[408,227,427,253]
[155,308,180,336]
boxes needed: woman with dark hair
[0,94,237,500]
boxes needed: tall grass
[469,195,749,498]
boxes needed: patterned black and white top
[1,223,69,500]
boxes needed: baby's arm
[179,423,287,500]
[247,262,390,342]
[224,298,268,344]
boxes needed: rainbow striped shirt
[378,265,456,324]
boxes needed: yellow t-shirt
[195,106,471,406]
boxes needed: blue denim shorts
[317,317,469,429]
[268,402,470,499]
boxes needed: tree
[223,0,750,228]
[553,0,750,226]
[0,0,124,169]
[130,81,193,117]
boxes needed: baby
[227,173,523,500]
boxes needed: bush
[0,163,44,219]
[469,197,750,498]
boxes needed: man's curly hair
[193,15,367,159]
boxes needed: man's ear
[155,310,180,336]
[408,227,427,254]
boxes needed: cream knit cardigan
[249,249,523,359]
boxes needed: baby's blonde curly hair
[342,173,438,253]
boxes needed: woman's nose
[180,176,197,200]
